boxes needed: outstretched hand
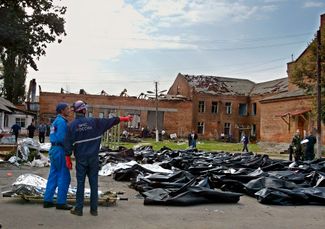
[119,115,133,122]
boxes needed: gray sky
[27,0,324,97]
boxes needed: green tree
[0,0,66,104]
[291,32,325,123]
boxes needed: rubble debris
[5,138,50,167]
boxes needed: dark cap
[56,103,68,113]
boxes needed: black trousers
[39,132,45,143]
[242,144,249,152]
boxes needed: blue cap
[56,103,68,113]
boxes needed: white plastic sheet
[98,160,173,176]
[10,174,102,197]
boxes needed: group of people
[289,129,316,161]
[11,120,49,143]
[43,100,132,216]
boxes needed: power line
[33,57,290,76]
[90,32,313,44]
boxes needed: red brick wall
[168,73,193,99]
[260,96,325,144]
[190,92,251,141]
[39,92,193,138]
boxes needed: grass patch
[105,139,262,152]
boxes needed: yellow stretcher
[2,190,128,207]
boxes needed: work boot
[56,203,73,210]
[90,209,98,216]
[43,201,55,208]
[70,207,83,216]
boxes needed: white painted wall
[3,113,34,134]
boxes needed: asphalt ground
[0,163,325,229]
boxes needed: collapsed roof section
[180,73,288,97]
[250,78,288,96]
[182,74,255,96]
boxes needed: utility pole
[155,81,159,142]
[147,82,166,142]
[316,29,322,158]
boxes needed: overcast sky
[27,0,324,97]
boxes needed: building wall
[39,92,193,138]
[190,92,251,141]
[168,73,193,99]
[260,96,325,144]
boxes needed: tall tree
[0,0,66,103]
[291,32,325,123]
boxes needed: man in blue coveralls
[43,103,73,210]
[65,100,132,216]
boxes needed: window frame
[15,117,26,128]
[211,101,218,114]
[198,101,205,113]
[239,103,248,116]
[251,103,257,116]
[197,122,204,134]
[225,102,232,114]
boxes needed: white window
[252,103,257,116]
[198,101,205,113]
[225,102,232,114]
[211,102,218,114]
[16,117,26,128]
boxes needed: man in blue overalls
[65,100,132,216]
[43,103,73,210]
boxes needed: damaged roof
[182,74,288,96]
[260,88,306,102]
[250,78,288,96]
[182,74,255,96]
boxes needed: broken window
[198,101,205,113]
[211,102,218,114]
[252,103,257,116]
[224,123,231,136]
[197,122,204,134]
[251,124,256,136]
[225,102,232,114]
[239,104,248,116]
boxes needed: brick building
[168,73,287,141]
[39,74,288,142]
[260,13,325,144]
[39,92,193,138]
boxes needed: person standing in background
[290,129,302,161]
[11,123,21,143]
[304,130,317,161]
[241,134,249,152]
[38,120,47,143]
[27,121,36,138]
